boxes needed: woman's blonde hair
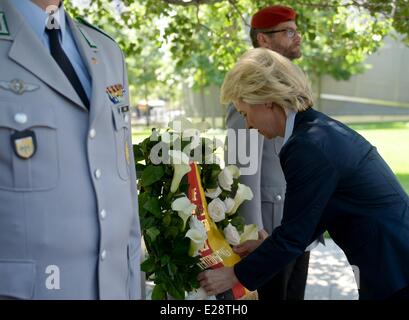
[220,48,313,112]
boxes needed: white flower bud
[240,224,259,244]
[171,196,196,229]
[168,150,191,193]
[230,183,254,214]
[226,165,240,179]
[186,216,208,256]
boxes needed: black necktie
[45,26,90,110]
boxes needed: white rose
[207,198,227,223]
[224,198,235,214]
[230,183,254,214]
[205,187,222,199]
[171,196,196,229]
[223,223,241,246]
[218,167,233,191]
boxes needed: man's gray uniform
[0,0,141,299]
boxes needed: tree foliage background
[66,0,408,105]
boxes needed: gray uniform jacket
[0,0,141,299]
[225,104,286,234]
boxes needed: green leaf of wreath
[141,165,165,187]
[151,284,166,300]
[146,227,161,242]
[143,197,162,218]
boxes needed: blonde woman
[198,48,409,300]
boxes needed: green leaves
[141,257,156,273]
[143,197,161,218]
[167,282,185,300]
[151,284,167,300]
[146,227,161,242]
[201,163,221,189]
[65,0,409,300]
[162,214,172,227]
[133,128,202,299]
[164,226,180,239]
[230,215,245,233]
[141,165,164,187]
[133,144,144,162]
[160,255,171,267]
[66,0,406,108]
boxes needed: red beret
[251,5,296,29]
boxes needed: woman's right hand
[232,229,269,258]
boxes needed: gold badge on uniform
[106,84,126,105]
[11,130,37,160]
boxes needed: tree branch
[300,0,397,13]
[193,1,220,35]
[162,0,223,6]
[227,0,249,28]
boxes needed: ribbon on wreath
[187,163,248,299]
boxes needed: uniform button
[101,250,107,261]
[95,169,102,179]
[275,195,282,202]
[14,113,28,124]
[100,209,107,220]
[89,129,96,139]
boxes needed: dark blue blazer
[234,108,409,300]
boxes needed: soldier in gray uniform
[0,0,141,299]
[225,5,322,300]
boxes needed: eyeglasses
[263,28,300,39]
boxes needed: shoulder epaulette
[76,17,117,43]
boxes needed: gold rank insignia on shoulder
[0,79,40,95]
[0,12,10,36]
[11,130,37,160]
[106,84,126,105]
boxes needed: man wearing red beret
[224,5,322,300]
[249,5,301,60]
